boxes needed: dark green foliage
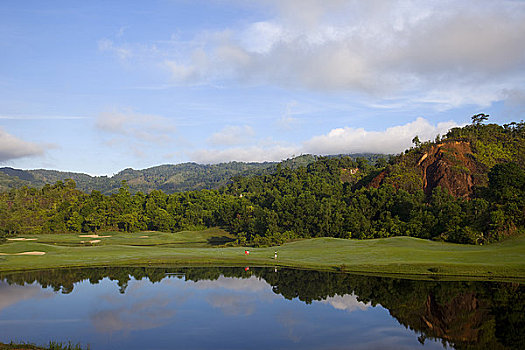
[445,120,525,169]
[0,154,387,194]
[0,171,31,192]
[0,341,88,350]
[0,120,524,245]
[471,113,489,125]
[0,162,277,194]
[0,158,523,245]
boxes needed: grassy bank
[1,228,525,280]
[0,341,86,350]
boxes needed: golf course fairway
[1,228,524,281]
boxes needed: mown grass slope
[1,230,524,280]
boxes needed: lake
[0,267,523,349]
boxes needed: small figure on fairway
[245,250,250,255]
[274,251,278,259]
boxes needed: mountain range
[0,154,386,194]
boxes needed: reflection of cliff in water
[1,267,524,349]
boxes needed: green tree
[471,113,489,125]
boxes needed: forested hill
[0,161,276,194]
[369,115,525,197]
[0,154,385,194]
[1,117,523,245]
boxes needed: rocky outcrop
[420,292,487,344]
[371,141,487,198]
[418,141,486,197]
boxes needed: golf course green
[1,228,524,281]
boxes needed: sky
[1,0,525,175]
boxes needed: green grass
[1,229,525,280]
[14,227,233,247]
[0,341,87,350]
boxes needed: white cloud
[0,128,49,162]
[192,276,271,292]
[90,295,175,333]
[110,0,523,109]
[208,125,255,146]
[206,294,256,316]
[503,89,525,117]
[0,282,52,312]
[319,293,370,312]
[191,144,299,164]
[98,38,132,60]
[303,117,458,155]
[164,60,198,82]
[191,117,456,163]
[95,108,176,144]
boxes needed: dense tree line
[0,154,388,194]
[1,156,523,246]
[1,120,524,245]
[220,156,524,245]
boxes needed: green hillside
[0,154,385,194]
[1,117,523,247]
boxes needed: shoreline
[1,234,525,282]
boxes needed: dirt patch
[0,251,46,256]
[419,141,486,198]
[7,238,37,241]
[368,170,387,188]
[368,141,487,198]
[79,234,111,238]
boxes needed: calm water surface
[0,267,523,349]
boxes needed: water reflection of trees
[1,267,523,349]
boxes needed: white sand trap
[139,236,149,238]
[0,251,46,256]
[79,234,111,238]
[7,238,37,241]
[80,240,101,244]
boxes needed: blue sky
[1,0,524,175]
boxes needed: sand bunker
[139,236,149,238]
[0,251,46,256]
[7,238,37,241]
[80,240,101,244]
[79,234,111,238]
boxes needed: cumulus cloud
[319,294,370,312]
[96,108,176,144]
[90,295,175,333]
[192,276,271,292]
[0,282,53,312]
[192,117,456,163]
[0,128,48,162]
[303,117,458,155]
[208,125,255,146]
[159,0,525,108]
[191,144,299,164]
[206,294,257,316]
